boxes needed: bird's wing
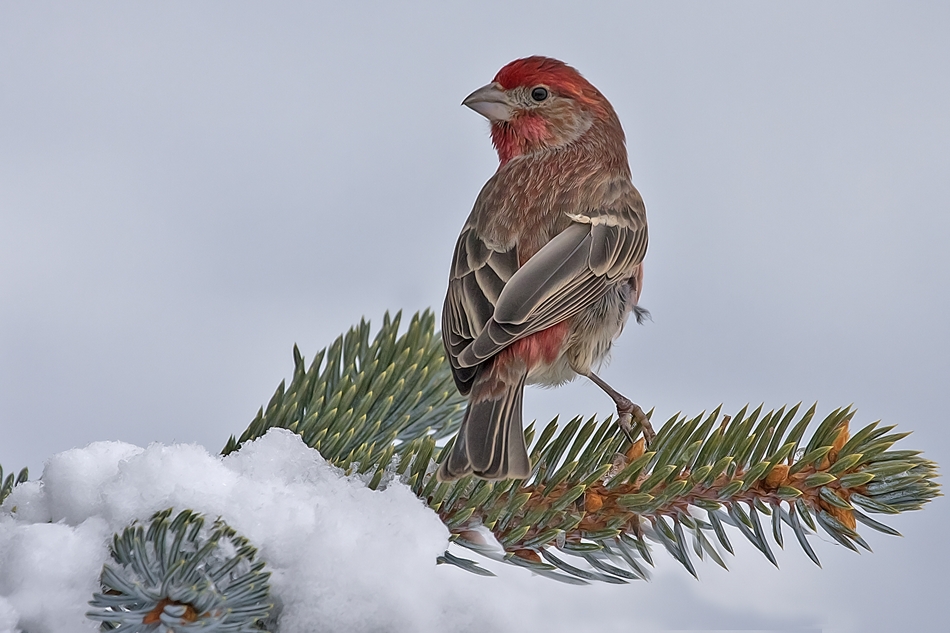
[454,213,647,370]
[443,203,647,393]
[442,224,520,394]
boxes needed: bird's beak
[462,82,513,122]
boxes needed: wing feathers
[493,223,592,325]
[474,263,507,304]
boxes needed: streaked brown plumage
[438,57,653,481]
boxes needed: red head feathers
[494,56,610,113]
[462,56,621,164]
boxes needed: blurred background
[1,2,947,631]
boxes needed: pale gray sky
[1,2,947,631]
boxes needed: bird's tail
[437,365,530,481]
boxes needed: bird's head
[463,56,621,165]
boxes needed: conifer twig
[233,311,942,583]
[0,465,28,506]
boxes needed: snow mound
[0,429,501,632]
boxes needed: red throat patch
[491,115,548,165]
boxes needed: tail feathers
[438,373,529,481]
[632,304,651,325]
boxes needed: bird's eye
[531,86,549,102]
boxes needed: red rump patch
[497,321,570,370]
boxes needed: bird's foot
[583,371,655,448]
[615,397,655,448]
[617,413,636,444]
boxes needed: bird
[438,56,653,481]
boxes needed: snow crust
[0,430,500,632]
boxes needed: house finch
[438,56,653,481]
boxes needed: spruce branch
[234,311,941,583]
[87,508,273,632]
[222,310,465,486]
[424,406,939,582]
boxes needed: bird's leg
[585,372,656,447]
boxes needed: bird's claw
[616,402,655,448]
[617,412,636,444]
